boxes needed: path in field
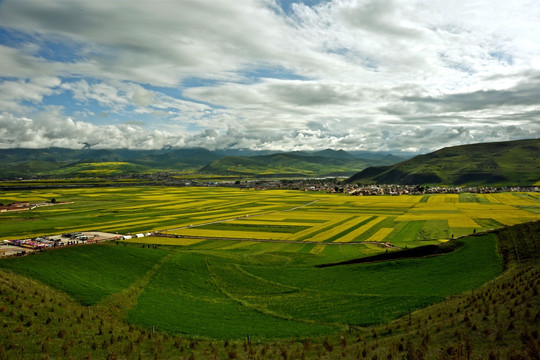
[165,199,323,231]
[97,251,177,317]
[205,258,345,329]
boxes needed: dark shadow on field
[315,240,464,268]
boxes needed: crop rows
[1,188,539,249]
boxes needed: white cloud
[0,0,539,152]
[0,76,61,112]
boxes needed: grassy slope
[201,153,371,177]
[347,138,540,185]
[0,222,537,359]
[0,232,501,340]
[0,244,169,305]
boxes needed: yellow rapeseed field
[336,217,387,243]
[365,228,394,242]
[3,186,539,247]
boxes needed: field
[0,231,502,340]
[1,187,538,249]
[0,187,539,359]
[0,187,538,340]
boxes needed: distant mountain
[312,149,358,160]
[0,147,405,179]
[201,152,373,177]
[131,148,221,170]
[347,150,409,162]
[346,138,540,186]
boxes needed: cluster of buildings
[0,202,31,212]
[219,179,540,195]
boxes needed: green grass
[0,244,168,305]
[127,252,337,339]
[0,186,538,345]
[0,216,537,359]
[390,221,425,247]
[1,233,501,339]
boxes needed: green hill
[347,138,540,186]
[0,147,223,179]
[46,161,149,177]
[200,152,372,177]
[131,148,221,170]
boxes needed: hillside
[200,150,398,177]
[347,138,540,186]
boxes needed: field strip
[170,228,292,240]
[97,251,176,316]
[224,220,312,226]
[220,241,258,250]
[336,216,386,243]
[283,199,323,211]
[310,244,326,254]
[289,215,352,241]
[164,199,323,231]
[315,215,373,242]
[151,234,386,246]
[365,228,394,242]
[128,237,205,246]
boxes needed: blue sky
[0,0,539,152]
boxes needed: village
[0,231,125,257]
[218,178,540,195]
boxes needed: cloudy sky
[0,0,539,153]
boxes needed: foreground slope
[347,138,540,186]
[0,221,537,359]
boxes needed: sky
[0,0,539,154]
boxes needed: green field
[0,233,502,339]
[0,187,538,339]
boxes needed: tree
[51,198,57,204]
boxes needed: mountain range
[1,139,538,185]
[0,147,403,179]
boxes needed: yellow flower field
[365,228,394,242]
[1,186,539,247]
[336,217,387,243]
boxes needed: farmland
[0,187,538,247]
[0,223,502,340]
[0,186,539,359]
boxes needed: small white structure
[135,233,144,238]
[122,235,132,240]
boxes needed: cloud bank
[0,0,539,153]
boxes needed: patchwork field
[0,187,538,339]
[1,188,539,250]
